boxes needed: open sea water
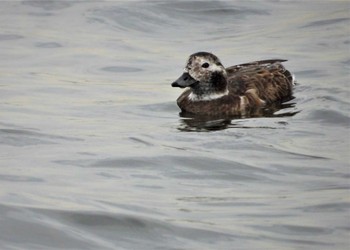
[0,1,349,249]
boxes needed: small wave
[0,34,24,41]
[88,1,269,35]
[0,128,83,146]
[307,109,350,126]
[302,18,350,28]
[21,0,73,11]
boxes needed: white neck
[188,89,229,101]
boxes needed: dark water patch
[157,1,269,16]
[302,18,350,28]
[0,129,55,146]
[298,202,350,213]
[0,34,23,41]
[54,159,92,167]
[294,69,328,78]
[21,0,73,11]
[258,235,333,247]
[101,66,142,73]
[307,109,350,126]
[307,184,350,192]
[0,129,83,146]
[269,150,329,162]
[96,172,122,179]
[129,136,154,146]
[342,58,350,65]
[35,42,62,48]
[90,157,155,169]
[0,175,43,183]
[237,212,292,219]
[67,212,147,228]
[254,224,333,236]
[202,7,267,16]
[165,1,269,17]
[157,1,235,13]
[134,184,164,190]
[177,196,266,207]
[28,12,54,17]
[315,94,350,104]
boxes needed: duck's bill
[171,73,198,88]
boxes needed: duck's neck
[189,72,229,101]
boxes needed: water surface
[0,1,349,249]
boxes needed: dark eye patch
[201,62,209,68]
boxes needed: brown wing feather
[227,60,294,104]
[226,59,287,74]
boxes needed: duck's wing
[226,59,287,74]
[226,59,294,104]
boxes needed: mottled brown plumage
[171,52,294,117]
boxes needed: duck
[171,52,295,117]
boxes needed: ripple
[88,1,269,35]
[21,0,73,10]
[298,202,350,213]
[0,174,44,183]
[35,42,62,48]
[0,34,23,41]
[307,109,350,126]
[302,18,350,28]
[254,224,333,236]
[0,128,83,146]
[0,203,236,249]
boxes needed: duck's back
[226,59,294,104]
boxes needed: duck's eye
[201,62,209,68]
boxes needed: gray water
[0,1,349,249]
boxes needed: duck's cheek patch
[210,64,224,72]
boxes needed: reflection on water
[178,100,299,131]
[0,1,349,250]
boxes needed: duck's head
[171,52,228,99]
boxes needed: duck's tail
[281,66,296,86]
[291,74,296,85]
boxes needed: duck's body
[171,52,294,117]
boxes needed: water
[0,0,349,249]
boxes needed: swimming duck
[171,52,294,117]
